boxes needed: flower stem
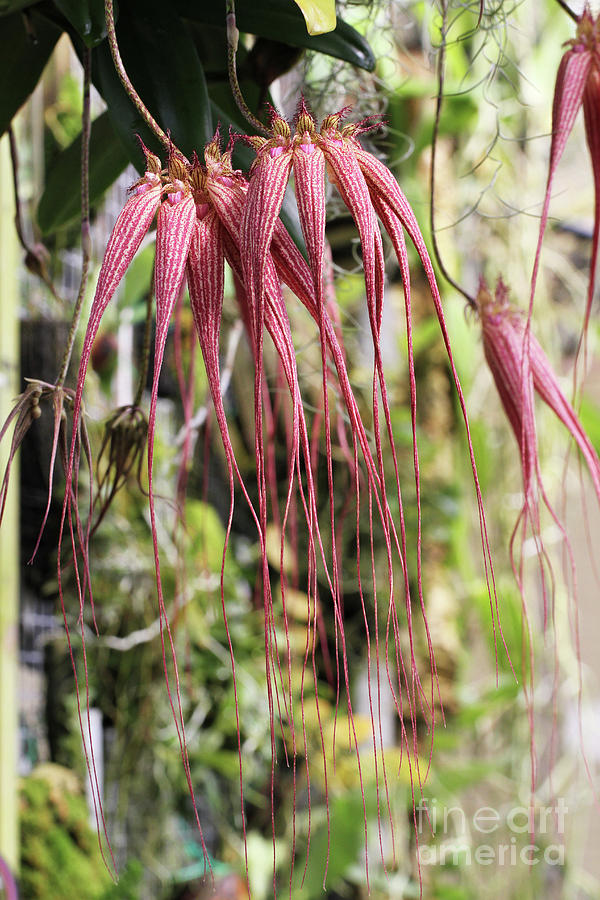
[8,127,62,305]
[57,48,93,387]
[104,0,171,150]
[429,0,477,310]
[553,0,578,23]
[226,0,270,136]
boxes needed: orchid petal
[529,42,592,319]
[582,65,600,338]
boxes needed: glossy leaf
[0,10,61,136]
[53,0,107,46]
[91,0,212,164]
[175,0,375,71]
[37,111,130,234]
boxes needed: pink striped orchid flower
[60,132,346,878]
[477,277,600,592]
[531,5,600,353]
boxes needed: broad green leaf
[293,0,335,35]
[175,0,375,71]
[37,111,129,233]
[0,10,61,136]
[53,0,107,46]
[91,0,212,165]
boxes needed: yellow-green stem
[0,131,20,877]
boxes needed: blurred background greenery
[2,0,600,898]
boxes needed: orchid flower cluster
[58,104,498,880]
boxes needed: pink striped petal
[529,39,592,318]
[71,183,162,424]
[477,281,538,497]
[63,178,162,577]
[144,190,212,861]
[240,147,293,344]
[582,65,600,336]
[355,144,505,665]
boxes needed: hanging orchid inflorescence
[55,92,503,887]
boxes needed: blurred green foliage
[19,764,142,899]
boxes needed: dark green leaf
[91,40,160,168]
[37,110,129,233]
[312,17,374,71]
[0,9,61,136]
[175,0,375,71]
[0,0,36,15]
[53,0,106,46]
[91,0,212,167]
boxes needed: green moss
[19,764,113,900]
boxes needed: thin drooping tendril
[429,0,478,310]
[134,276,155,408]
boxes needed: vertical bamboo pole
[0,131,20,874]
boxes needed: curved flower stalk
[1,49,94,563]
[531,6,600,370]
